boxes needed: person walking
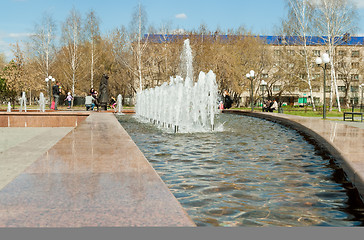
[52,81,61,110]
[223,90,233,109]
[65,92,73,109]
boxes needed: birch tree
[314,0,358,111]
[29,13,57,80]
[84,10,100,89]
[129,3,149,92]
[280,0,317,110]
[61,7,83,98]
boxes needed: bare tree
[281,0,317,110]
[61,7,83,98]
[84,10,101,89]
[29,13,57,79]
[314,0,358,111]
[129,3,149,91]
[3,43,27,106]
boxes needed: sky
[2,0,364,60]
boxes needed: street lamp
[260,80,267,112]
[246,70,255,112]
[45,76,55,109]
[316,53,330,119]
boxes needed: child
[110,96,117,110]
[66,92,73,109]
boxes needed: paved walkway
[225,110,364,201]
[0,113,195,227]
[0,127,74,190]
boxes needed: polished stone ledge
[0,112,90,127]
[224,110,364,202]
[0,112,195,227]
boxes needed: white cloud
[0,32,32,61]
[8,33,32,38]
[354,0,364,8]
[175,13,187,19]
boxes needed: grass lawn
[231,106,360,119]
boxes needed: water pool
[117,114,364,227]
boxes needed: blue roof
[261,35,364,46]
[145,34,364,46]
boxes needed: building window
[313,50,321,56]
[274,50,282,56]
[352,50,360,57]
[262,74,269,78]
[338,74,347,80]
[338,50,346,56]
[273,85,281,92]
[325,86,331,92]
[337,61,346,68]
[351,74,359,81]
[352,62,359,69]
[313,74,320,80]
[287,63,294,68]
[351,86,359,92]
[350,97,359,104]
[287,50,295,56]
[312,86,320,92]
[338,86,346,92]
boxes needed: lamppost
[315,53,330,119]
[260,80,267,112]
[45,76,55,109]
[246,70,255,112]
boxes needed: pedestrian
[223,90,233,109]
[110,96,117,110]
[65,92,73,109]
[219,101,224,110]
[52,81,61,110]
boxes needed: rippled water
[117,114,364,227]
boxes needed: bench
[343,112,364,122]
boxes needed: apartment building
[241,35,364,107]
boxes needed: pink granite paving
[0,113,195,227]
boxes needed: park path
[0,113,195,227]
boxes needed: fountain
[116,94,123,115]
[39,92,46,112]
[19,92,27,112]
[7,102,11,112]
[135,39,219,133]
[117,40,364,227]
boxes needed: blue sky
[1,0,364,60]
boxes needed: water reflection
[118,114,364,227]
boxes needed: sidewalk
[0,112,195,227]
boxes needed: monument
[98,74,109,111]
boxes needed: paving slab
[0,127,74,190]
[0,112,195,227]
